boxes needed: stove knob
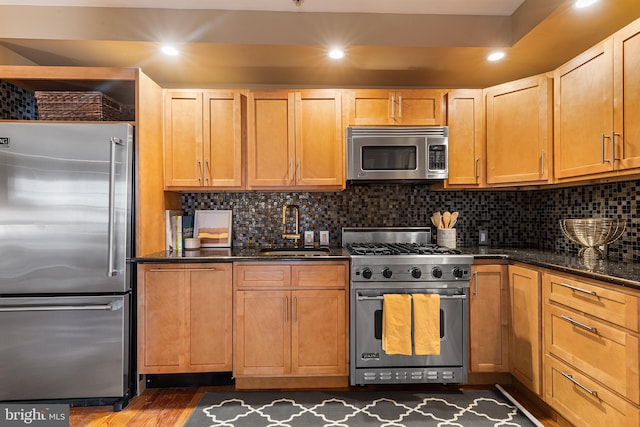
[410,267,422,279]
[452,266,464,279]
[431,266,443,279]
[382,267,393,279]
[362,268,373,280]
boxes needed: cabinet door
[554,41,614,180]
[234,290,291,376]
[614,19,640,171]
[485,75,552,185]
[203,91,243,188]
[247,91,295,188]
[509,264,541,395]
[345,89,395,125]
[395,90,444,125]
[469,264,509,372]
[164,90,203,187]
[189,264,233,372]
[137,265,185,373]
[291,289,347,375]
[295,91,344,188]
[445,89,483,187]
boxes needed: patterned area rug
[183,389,538,426]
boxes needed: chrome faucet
[282,204,301,241]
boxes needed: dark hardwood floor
[69,384,562,426]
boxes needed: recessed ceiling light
[161,45,179,56]
[328,48,345,59]
[574,0,598,8]
[487,51,505,62]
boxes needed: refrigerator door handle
[107,136,124,277]
[0,301,124,312]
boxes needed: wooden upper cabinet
[485,74,552,186]
[164,90,203,188]
[554,41,614,180]
[555,18,640,181]
[164,90,243,190]
[613,19,640,172]
[203,91,244,187]
[247,90,344,190]
[345,89,445,126]
[444,89,484,187]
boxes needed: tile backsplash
[182,179,639,262]
[0,80,38,120]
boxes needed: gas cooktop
[345,242,462,256]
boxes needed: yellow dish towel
[413,294,441,355]
[382,294,412,355]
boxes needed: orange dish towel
[413,294,441,355]
[382,294,413,355]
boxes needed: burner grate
[345,242,461,256]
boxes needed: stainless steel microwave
[346,126,448,182]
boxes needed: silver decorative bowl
[559,218,626,261]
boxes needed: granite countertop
[136,246,639,291]
[463,246,640,290]
[137,245,350,263]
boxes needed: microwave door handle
[390,95,395,119]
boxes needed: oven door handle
[357,294,466,301]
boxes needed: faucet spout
[282,204,301,241]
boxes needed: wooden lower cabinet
[137,263,233,374]
[543,271,640,426]
[235,289,346,376]
[469,264,509,373]
[544,355,639,427]
[508,264,542,396]
[233,261,348,388]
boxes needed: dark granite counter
[137,246,350,263]
[463,246,640,290]
[136,246,639,291]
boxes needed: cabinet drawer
[292,262,348,288]
[234,264,291,288]
[544,303,639,404]
[544,355,640,427]
[544,273,640,332]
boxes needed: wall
[183,179,639,262]
[519,180,639,262]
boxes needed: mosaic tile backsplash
[0,80,38,120]
[182,179,639,262]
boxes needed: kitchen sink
[258,247,331,257]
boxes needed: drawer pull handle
[561,372,599,397]
[560,315,598,334]
[558,282,597,296]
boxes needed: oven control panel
[352,264,471,282]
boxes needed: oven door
[353,288,466,368]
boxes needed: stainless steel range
[343,227,473,386]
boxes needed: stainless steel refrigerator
[0,122,134,410]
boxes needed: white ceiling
[1,0,640,90]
